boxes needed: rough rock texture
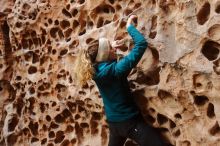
[1,0,220,146]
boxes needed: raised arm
[113,16,147,77]
[94,15,148,79]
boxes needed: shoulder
[93,60,117,79]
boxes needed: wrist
[127,24,134,30]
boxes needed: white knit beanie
[95,38,110,62]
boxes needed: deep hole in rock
[97,17,104,28]
[78,29,86,36]
[90,120,99,135]
[66,4,70,10]
[197,2,210,25]
[101,125,108,145]
[88,21,94,28]
[0,21,12,56]
[149,31,157,39]
[151,15,157,30]
[41,35,46,44]
[21,39,28,48]
[28,121,38,136]
[8,116,18,132]
[23,3,31,10]
[55,20,59,25]
[86,38,95,44]
[22,128,29,135]
[31,137,39,143]
[47,143,54,146]
[62,8,72,18]
[75,114,81,120]
[194,95,209,106]
[180,140,191,146]
[158,90,173,99]
[7,134,18,145]
[169,120,176,129]
[201,40,220,61]
[15,22,22,28]
[75,122,83,142]
[213,59,220,75]
[209,121,220,136]
[78,0,85,4]
[52,49,56,55]
[55,83,66,92]
[67,101,76,113]
[157,113,168,125]
[28,66,37,74]
[54,131,65,143]
[24,51,33,61]
[28,97,36,111]
[91,112,102,121]
[39,103,46,113]
[207,103,215,118]
[61,140,70,146]
[64,28,72,38]
[15,97,24,116]
[29,87,35,94]
[55,114,64,123]
[192,74,203,88]
[173,129,181,137]
[145,114,156,124]
[66,125,74,133]
[108,0,114,4]
[80,122,89,128]
[48,18,53,24]
[50,27,59,38]
[124,9,133,16]
[41,138,47,145]
[40,56,48,65]
[58,29,64,39]
[38,82,50,91]
[46,115,51,121]
[49,131,55,138]
[71,138,77,144]
[120,20,127,28]
[32,37,39,46]
[104,20,111,25]
[174,113,182,119]
[116,4,122,10]
[60,20,70,29]
[71,9,78,17]
[136,67,160,85]
[60,49,68,56]
[216,4,220,13]
[134,3,142,9]
[32,53,39,64]
[95,4,115,14]
[62,108,72,119]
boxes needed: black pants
[108,115,164,146]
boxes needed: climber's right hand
[126,15,138,28]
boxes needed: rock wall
[1,0,220,146]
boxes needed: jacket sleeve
[113,24,148,76]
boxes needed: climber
[73,15,165,146]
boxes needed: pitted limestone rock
[1,0,220,146]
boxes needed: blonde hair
[73,42,98,87]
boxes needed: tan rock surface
[1,0,220,145]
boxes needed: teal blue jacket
[93,25,148,122]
